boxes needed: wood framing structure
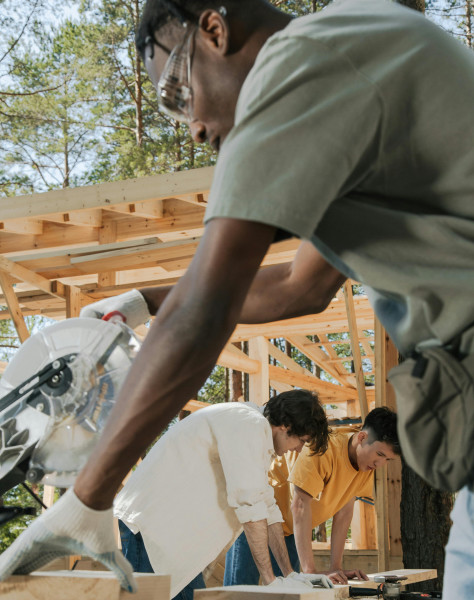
[0,166,402,567]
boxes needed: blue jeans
[224,531,300,586]
[119,520,206,600]
[442,485,474,600]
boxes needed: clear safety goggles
[157,24,196,123]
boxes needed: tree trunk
[400,458,453,591]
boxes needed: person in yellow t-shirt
[224,407,400,587]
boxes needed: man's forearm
[139,242,345,325]
[238,242,345,323]
[267,522,293,577]
[329,503,354,571]
[74,219,276,509]
[243,521,276,585]
[292,494,315,573]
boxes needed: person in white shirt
[113,390,333,597]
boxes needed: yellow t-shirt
[270,429,373,535]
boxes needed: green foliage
[197,365,227,404]
[0,485,43,553]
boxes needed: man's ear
[198,8,230,54]
[357,430,369,445]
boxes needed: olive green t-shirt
[205,0,474,355]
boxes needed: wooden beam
[0,273,30,343]
[98,216,118,288]
[104,199,164,219]
[0,255,65,299]
[0,572,170,600]
[0,166,214,220]
[0,219,43,235]
[266,339,315,377]
[65,285,82,318]
[217,343,260,374]
[285,334,356,388]
[268,365,357,402]
[248,336,270,406]
[343,282,369,420]
[196,586,334,600]
[374,316,390,571]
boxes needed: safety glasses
[156,24,196,123]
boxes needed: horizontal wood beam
[217,344,260,374]
[0,166,214,221]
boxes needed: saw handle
[102,311,127,324]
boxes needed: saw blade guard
[0,317,141,490]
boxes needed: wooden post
[248,336,269,406]
[374,316,390,571]
[0,272,30,343]
[98,217,117,288]
[65,285,82,318]
[343,282,368,420]
[351,500,377,550]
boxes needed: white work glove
[287,571,334,589]
[80,289,151,329]
[0,488,136,593]
[267,575,312,591]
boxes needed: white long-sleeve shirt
[114,402,282,596]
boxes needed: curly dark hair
[362,407,401,455]
[263,389,330,456]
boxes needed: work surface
[0,568,436,600]
[196,569,438,600]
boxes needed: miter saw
[0,315,140,496]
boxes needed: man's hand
[266,575,311,591]
[326,568,369,585]
[287,571,334,589]
[80,289,151,329]
[0,489,136,593]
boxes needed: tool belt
[388,324,474,492]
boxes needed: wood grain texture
[0,571,170,600]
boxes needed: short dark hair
[136,0,237,59]
[362,407,401,455]
[263,389,330,456]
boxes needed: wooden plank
[217,343,260,374]
[343,282,368,420]
[0,219,43,235]
[0,571,170,600]
[0,255,65,299]
[268,366,357,402]
[196,586,334,600]
[197,571,437,600]
[0,166,214,220]
[374,317,390,571]
[248,336,270,406]
[65,209,102,228]
[105,200,164,219]
[65,285,82,318]
[98,216,118,288]
[333,569,437,598]
[0,272,30,343]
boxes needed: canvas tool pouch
[388,326,474,492]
